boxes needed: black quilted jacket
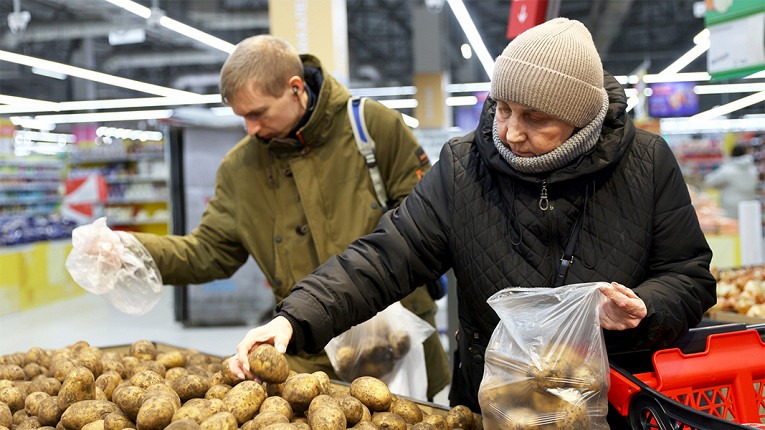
[277,73,717,410]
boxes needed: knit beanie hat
[491,17,606,128]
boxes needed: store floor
[0,288,452,406]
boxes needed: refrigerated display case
[167,126,274,326]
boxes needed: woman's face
[495,100,576,157]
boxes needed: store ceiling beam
[102,50,229,73]
[587,0,634,57]
[0,22,138,47]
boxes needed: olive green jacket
[133,56,450,396]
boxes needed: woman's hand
[598,282,647,330]
[229,316,294,380]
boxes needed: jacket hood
[475,72,635,184]
[261,54,351,157]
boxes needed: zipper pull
[539,180,552,211]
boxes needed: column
[411,3,450,129]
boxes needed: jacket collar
[476,72,635,183]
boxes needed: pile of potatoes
[477,344,604,429]
[0,340,481,430]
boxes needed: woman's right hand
[229,316,294,380]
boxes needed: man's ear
[288,76,303,94]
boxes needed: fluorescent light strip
[19,109,175,124]
[14,130,76,143]
[350,86,417,97]
[31,67,67,80]
[446,96,477,106]
[0,94,222,115]
[446,0,494,78]
[0,50,200,98]
[446,82,491,93]
[104,0,235,53]
[691,91,765,121]
[0,94,58,109]
[401,113,419,128]
[379,99,418,109]
[662,117,765,133]
[694,83,765,95]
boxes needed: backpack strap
[348,96,389,211]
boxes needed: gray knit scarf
[492,92,609,174]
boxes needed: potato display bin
[608,324,765,429]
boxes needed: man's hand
[229,316,294,380]
[598,282,647,330]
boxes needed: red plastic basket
[608,328,765,429]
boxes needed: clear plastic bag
[478,283,609,430]
[326,301,435,399]
[65,217,163,316]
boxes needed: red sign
[506,0,548,39]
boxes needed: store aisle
[0,289,248,357]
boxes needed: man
[68,34,450,400]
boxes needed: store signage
[506,0,548,39]
[705,0,765,80]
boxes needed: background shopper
[704,143,760,219]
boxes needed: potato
[0,402,11,427]
[172,399,216,424]
[204,384,231,400]
[421,413,448,430]
[265,370,297,397]
[281,374,321,414]
[156,352,186,370]
[25,347,51,368]
[130,370,163,389]
[336,395,363,426]
[58,366,95,410]
[144,386,181,413]
[349,376,392,412]
[29,377,61,396]
[59,400,120,430]
[242,411,289,429]
[15,416,42,429]
[248,345,290,384]
[172,374,209,402]
[24,391,49,416]
[0,386,25,413]
[200,411,237,430]
[258,396,293,420]
[221,380,266,425]
[371,412,407,430]
[102,411,134,430]
[95,371,123,401]
[411,423,436,430]
[217,358,242,387]
[262,424,299,430]
[133,362,166,379]
[308,405,346,430]
[36,395,62,426]
[82,419,105,430]
[24,362,48,380]
[164,418,201,430]
[51,359,75,383]
[350,421,378,429]
[75,347,104,377]
[0,364,25,381]
[136,393,176,430]
[446,405,473,429]
[389,398,422,424]
[387,331,411,359]
[122,357,140,378]
[312,371,331,396]
[112,385,145,422]
[128,341,157,362]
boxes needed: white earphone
[292,87,299,95]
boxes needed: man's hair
[220,35,304,104]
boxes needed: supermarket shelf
[107,217,169,226]
[0,196,63,205]
[106,198,168,205]
[68,153,165,165]
[105,176,168,184]
[0,183,61,192]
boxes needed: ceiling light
[350,86,417,97]
[0,94,222,115]
[401,113,419,128]
[446,82,490,93]
[460,44,473,60]
[642,72,710,83]
[104,0,235,53]
[0,50,202,98]
[18,109,174,125]
[691,91,765,121]
[13,130,76,144]
[694,83,765,95]
[0,94,58,110]
[378,99,419,109]
[446,96,477,106]
[31,67,67,80]
[446,0,494,78]
[662,117,765,133]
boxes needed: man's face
[495,100,576,157]
[228,80,302,141]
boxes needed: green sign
[705,0,765,81]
